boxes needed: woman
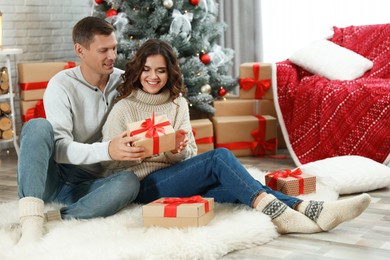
[102,39,371,234]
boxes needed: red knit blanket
[275,24,390,165]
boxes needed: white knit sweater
[101,88,197,180]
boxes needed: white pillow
[298,156,390,195]
[289,39,373,80]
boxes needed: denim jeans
[17,119,140,220]
[135,148,302,209]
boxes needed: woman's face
[140,54,168,94]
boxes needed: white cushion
[298,156,390,195]
[289,39,373,80]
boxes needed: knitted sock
[256,194,322,234]
[297,193,371,231]
[18,197,45,245]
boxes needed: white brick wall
[0,0,93,150]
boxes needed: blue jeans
[17,119,140,220]
[135,148,302,209]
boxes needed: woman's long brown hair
[116,39,183,102]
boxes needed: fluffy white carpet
[0,168,338,260]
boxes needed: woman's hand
[108,131,146,161]
[171,129,189,154]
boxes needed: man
[17,16,144,245]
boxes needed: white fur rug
[0,168,338,260]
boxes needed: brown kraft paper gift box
[239,62,273,100]
[18,62,77,101]
[265,169,316,196]
[213,99,276,117]
[143,196,215,228]
[127,114,176,157]
[190,118,214,154]
[212,115,277,157]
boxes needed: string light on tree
[163,0,174,9]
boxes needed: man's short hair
[72,16,115,49]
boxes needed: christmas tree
[93,0,237,114]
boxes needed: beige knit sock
[297,193,371,231]
[256,194,322,234]
[18,197,45,245]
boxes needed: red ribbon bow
[250,116,277,156]
[266,168,304,194]
[129,112,171,155]
[156,195,210,218]
[239,63,271,99]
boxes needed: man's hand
[171,129,189,154]
[108,131,146,161]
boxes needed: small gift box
[265,168,316,196]
[143,196,215,228]
[190,118,214,154]
[212,115,277,157]
[18,62,77,101]
[239,62,273,100]
[127,113,175,157]
[213,99,276,117]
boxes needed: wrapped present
[213,99,276,117]
[265,168,316,196]
[190,119,214,154]
[239,62,273,100]
[18,62,77,100]
[143,196,214,228]
[127,113,175,157]
[20,100,46,123]
[212,115,277,157]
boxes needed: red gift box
[127,113,176,157]
[265,168,316,196]
[239,62,273,100]
[213,115,277,157]
[142,196,215,228]
[18,62,77,101]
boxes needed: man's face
[78,32,117,76]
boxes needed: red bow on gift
[266,168,304,194]
[239,63,271,99]
[129,112,171,154]
[250,116,277,156]
[157,195,210,218]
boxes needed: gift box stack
[211,62,280,157]
[143,196,214,228]
[18,62,77,123]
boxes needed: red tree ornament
[200,53,210,64]
[95,0,104,4]
[189,0,200,6]
[106,9,118,17]
[218,87,227,97]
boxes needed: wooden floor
[1,147,390,259]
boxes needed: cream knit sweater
[101,88,197,180]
